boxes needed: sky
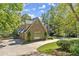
[22,3,57,18]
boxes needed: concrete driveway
[0,39,59,56]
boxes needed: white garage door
[34,32,42,40]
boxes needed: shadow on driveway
[8,39,23,46]
[0,45,6,48]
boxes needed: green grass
[37,42,60,54]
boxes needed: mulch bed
[52,48,72,56]
[20,51,52,56]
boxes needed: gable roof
[18,17,47,34]
[17,24,31,34]
[25,19,47,33]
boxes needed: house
[18,18,47,41]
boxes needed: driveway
[0,39,59,56]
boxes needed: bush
[56,39,79,55]
[48,36,53,40]
[12,29,19,39]
[27,31,32,42]
[70,39,79,44]
[56,40,71,52]
[1,33,10,38]
[69,39,79,55]
[44,32,47,40]
[70,44,79,56]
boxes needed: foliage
[41,3,79,37]
[69,39,79,55]
[56,40,71,51]
[21,14,31,23]
[48,36,53,40]
[12,29,19,39]
[70,44,79,55]
[27,31,32,42]
[57,39,79,55]
[44,32,47,40]
[0,3,23,38]
[69,39,79,44]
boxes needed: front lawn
[37,39,79,56]
[37,42,60,54]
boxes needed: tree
[21,14,31,23]
[43,3,79,37]
[68,3,79,21]
[0,3,23,37]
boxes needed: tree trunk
[68,3,79,37]
[68,3,79,21]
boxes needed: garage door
[34,32,42,40]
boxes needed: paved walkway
[0,39,59,56]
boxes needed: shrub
[1,33,10,38]
[44,32,47,40]
[57,39,79,55]
[69,39,79,55]
[12,29,19,39]
[70,44,79,56]
[56,40,71,52]
[70,39,79,44]
[27,31,32,42]
[48,36,53,40]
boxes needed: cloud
[28,14,36,18]
[48,3,56,6]
[51,4,56,6]
[38,17,42,21]
[23,9,29,12]
[39,5,46,9]
[40,10,45,13]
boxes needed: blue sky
[22,3,57,18]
